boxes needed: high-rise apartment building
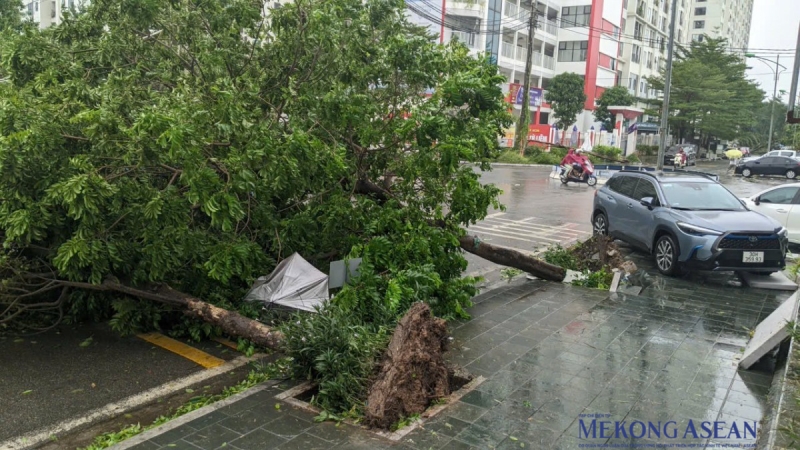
[687,0,753,52]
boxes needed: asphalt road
[463,160,789,276]
[0,323,242,444]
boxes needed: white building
[22,0,90,29]
[408,0,628,135]
[617,0,692,123]
[687,0,753,53]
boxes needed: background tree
[544,72,586,130]
[0,0,23,32]
[594,86,635,132]
[739,99,789,150]
[0,0,517,413]
[646,37,764,148]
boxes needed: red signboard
[527,124,551,143]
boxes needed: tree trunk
[59,278,286,350]
[458,235,566,282]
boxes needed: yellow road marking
[137,332,225,369]
[212,336,239,351]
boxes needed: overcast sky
[746,0,800,104]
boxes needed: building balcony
[537,18,558,35]
[445,0,483,19]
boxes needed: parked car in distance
[663,144,697,167]
[734,156,800,179]
[742,184,800,245]
[592,171,788,276]
[741,149,799,164]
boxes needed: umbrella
[725,149,743,159]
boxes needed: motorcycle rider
[573,149,589,180]
[560,148,580,179]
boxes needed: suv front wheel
[654,234,681,276]
[593,212,608,236]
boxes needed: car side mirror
[754,196,760,205]
[640,197,655,210]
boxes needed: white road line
[485,217,589,235]
[0,354,267,450]
[468,226,561,243]
[485,212,506,219]
[481,220,586,238]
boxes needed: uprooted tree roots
[364,302,451,429]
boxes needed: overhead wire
[407,1,796,55]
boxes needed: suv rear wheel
[654,234,681,276]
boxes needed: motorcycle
[560,160,597,186]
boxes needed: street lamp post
[746,53,787,152]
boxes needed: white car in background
[741,150,800,164]
[742,184,800,244]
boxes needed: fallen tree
[0,0,563,416]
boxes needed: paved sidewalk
[117,275,792,450]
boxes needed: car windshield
[660,181,746,211]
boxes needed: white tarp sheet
[244,253,329,312]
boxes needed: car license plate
[743,252,764,263]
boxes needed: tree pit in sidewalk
[542,235,633,289]
[364,302,473,430]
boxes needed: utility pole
[788,23,800,123]
[767,55,780,152]
[514,2,539,155]
[656,0,679,170]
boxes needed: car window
[609,176,637,198]
[632,179,660,204]
[759,157,776,164]
[660,181,746,211]
[759,186,800,204]
[781,151,794,157]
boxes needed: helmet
[576,149,583,154]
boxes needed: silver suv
[592,171,788,276]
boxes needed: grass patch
[79,357,291,450]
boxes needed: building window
[618,42,624,57]
[631,44,641,63]
[634,21,643,40]
[692,34,704,42]
[694,20,704,29]
[609,58,617,70]
[557,41,588,62]
[630,75,638,91]
[561,5,592,27]
[695,7,706,15]
[679,11,684,26]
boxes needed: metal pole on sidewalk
[788,23,800,121]
[767,55,780,152]
[514,2,538,155]
[656,0,679,171]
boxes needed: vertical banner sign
[508,83,543,107]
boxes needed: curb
[108,381,281,450]
[760,333,796,449]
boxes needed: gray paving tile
[228,427,288,448]
[276,432,331,450]
[183,423,242,449]
[127,440,162,450]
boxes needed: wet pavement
[120,271,793,450]
[464,160,797,277]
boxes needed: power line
[408,2,796,54]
